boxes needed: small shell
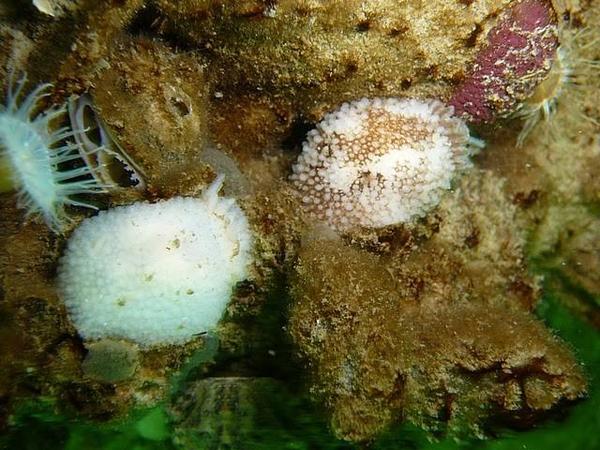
[32,0,79,17]
[170,377,280,450]
[67,94,146,191]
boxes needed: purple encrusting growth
[450,0,559,124]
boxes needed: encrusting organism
[57,175,253,347]
[449,0,559,124]
[290,97,480,231]
[0,73,106,231]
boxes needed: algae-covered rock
[290,237,586,441]
[155,0,513,153]
[474,7,600,327]
[157,0,509,101]
[289,170,586,441]
[528,204,600,327]
[91,37,213,196]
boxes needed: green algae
[135,408,170,442]
[1,387,349,450]
[0,403,174,450]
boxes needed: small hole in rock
[356,20,371,32]
[282,118,314,151]
[171,97,190,116]
[465,24,482,47]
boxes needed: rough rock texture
[154,0,516,154]
[289,171,587,441]
[476,6,600,327]
[82,339,140,383]
[0,26,34,83]
[91,38,213,196]
[0,0,307,428]
[528,205,600,328]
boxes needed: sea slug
[290,97,477,231]
[57,175,253,347]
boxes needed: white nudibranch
[0,74,105,231]
[57,175,253,347]
[290,97,480,231]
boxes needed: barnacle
[515,27,600,146]
[449,0,559,124]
